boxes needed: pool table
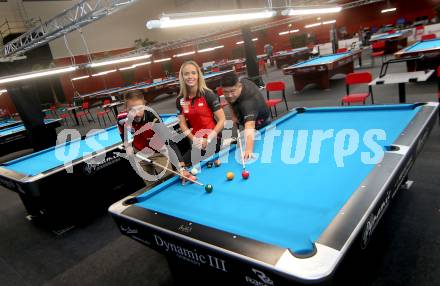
[0,118,62,157]
[109,103,438,285]
[76,78,178,105]
[0,118,21,130]
[370,30,412,54]
[214,59,246,71]
[0,114,181,233]
[394,38,440,71]
[272,47,311,69]
[283,52,355,92]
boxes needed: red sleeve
[117,112,128,139]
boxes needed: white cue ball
[190,167,198,175]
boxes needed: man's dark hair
[124,90,145,102]
[220,72,239,87]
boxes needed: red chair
[341,72,374,105]
[371,41,386,66]
[43,110,53,119]
[337,48,348,53]
[216,87,228,108]
[387,29,396,34]
[102,99,111,105]
[57,107,71,125]
[258,59,267,75]
[235,62,246,73]
[265,81,288,118]
[75,101,95,125]
[96,108,112,127]
[421,34,436,41]
[49,105,58,117]
[212,67,220,72]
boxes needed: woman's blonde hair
[178,60,211,99]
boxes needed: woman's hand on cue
[192,137,204,149]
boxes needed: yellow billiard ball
[226,172,234,181]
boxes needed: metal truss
[1,0,138,57]
[112,0,385,59]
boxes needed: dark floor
[1,51,440,286]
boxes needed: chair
[43,110,53,119]
[421,34,436,41]
[96,108,112,127]
[216,87,228,108]
[57,108,71,125]
[341,72,374,105]
[81,101,95,122]
[387,30,396,34]
[336,48,348,53]
[235,62,246,73]
[371,41,386,66]
[102,99,111,105]
[415,25,425,40]
[265,81,288,118]
[75,101,94,125]
[49,105,58,117]
[258,59,267,75]
[212,67,220,72]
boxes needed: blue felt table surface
[287,52,352,68]
[134,104,420,254]
[0,119,18,127]
[2,114,178,176]
[404,38,440,52]
[0,119,59,137]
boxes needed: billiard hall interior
[1,1,440,286]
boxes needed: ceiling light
[0,66,78,84]
[147,10,276,29]
[305,22,322,28]
[381,8,396,13]
[198,45,224,53]
[71,75,90,81]
[119,66,136,71]
[89,54,151,68]
[154,58,171,63]
[175,51,196,57]
[91,69,117,77]
[282,7,342,16]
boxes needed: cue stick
[235,127,246,170]
[135,152,204,186]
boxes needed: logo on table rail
[154,234,227,272]
[245,269,274,286]
[54,105,391,181]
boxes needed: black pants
[183,135,222,166]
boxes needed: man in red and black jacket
[118,90,190,186]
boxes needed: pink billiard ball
[242,170,250,180]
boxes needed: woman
[176,60,226,167]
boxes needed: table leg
[398,83,406,103]
[112,106,118,118]
[359,55,362,67]
[71,109,80,125]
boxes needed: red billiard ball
[242,170,250,179]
